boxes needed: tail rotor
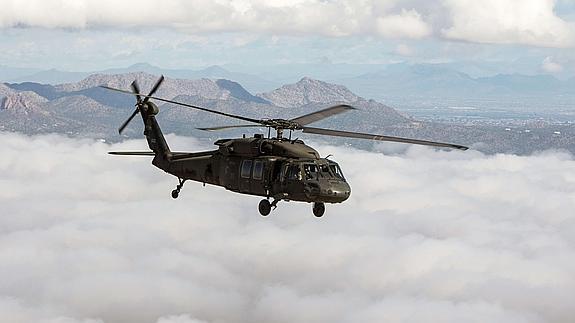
[117,75,164,134]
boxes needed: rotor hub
[140,102,159,115]
[261,119,301,131]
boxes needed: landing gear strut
[313,202,325,217]
[171,178,186,199]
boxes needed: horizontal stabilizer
[109,151,213,158]
[109,151,155,156]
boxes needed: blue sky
[0,0,574,78]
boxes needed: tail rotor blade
[143,75,164,103]
[118,108,140,134]
[131,81,142,104]
[105,77,164,135]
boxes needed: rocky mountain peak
[0,83,16,97]
[56,73,234,101]
[0,89,48,114]
[259,77,359,108]
[202,65,229,75]
[56,72,162,92]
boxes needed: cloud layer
[0,0,573,47]
[1,132,575,323]
[442,0,575,47]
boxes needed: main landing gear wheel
[259,199,272,216]
[313,202,325,217]
[171,178,186,199]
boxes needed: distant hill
[340,63,574,102]
[0,65,43,81]
[8,69,89,84]
[259,77,360,108]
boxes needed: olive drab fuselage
[158,135,351,204]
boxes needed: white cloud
[2,0,574,48]
[395,43,414,56]
[156,314,207,323]
[1,132,575,323]
[376,9,432,39]
[442,0,575,48]
[542,56,564,72]
[0,0,429,40]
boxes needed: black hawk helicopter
[102,76,468,217]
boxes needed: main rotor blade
[118,108,140,134]
[197,125,263,131]
[101,86,138,96]
[130,81,142,104]
[302,127,469,150]
[100,85,264,125]
[143,75,164,104]
[291,104,356,126]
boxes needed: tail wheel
[313,202,325,217]
[259,199,272,216]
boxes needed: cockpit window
[283,161,344,181]
[303,164,318,180]
[329,163,345,180]
[285,164,302,181]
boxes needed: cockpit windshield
[283,160,345,182]
[320,164,331,177]
[328,162,345,180]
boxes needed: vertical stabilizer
[109,75,172,169]
[140,101,171,168]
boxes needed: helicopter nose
[321,181,351,203]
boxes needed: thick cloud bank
[0,0,573,47]
[1,132,575,323]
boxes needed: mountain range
[2,63,574,104]
[340,64,575,102]
[1,72,574,155]
[1,63,278,94]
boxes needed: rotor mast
[276,127,284,139]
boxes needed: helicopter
[102,76,468,217]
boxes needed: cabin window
[280,164,287,182]
[241,160,253,179]
[253,160,263,180]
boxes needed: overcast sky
[0,0,574,77]
[1,132,575,323]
